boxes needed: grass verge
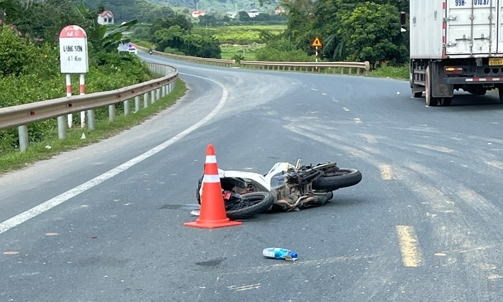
[369,64,409,80]
[0,78,187,175]
[220,45,259,61]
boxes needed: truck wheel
[413,92,423,97]
[425,66,438,106]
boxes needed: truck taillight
[445,67,463,74]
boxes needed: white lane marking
[342,107,350,112]
[227,283,261,291]
[354,118,362,124]
[0,74,228,235]
[414,144,454,153]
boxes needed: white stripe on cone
[203,174,220,183]
[206,155,217,163]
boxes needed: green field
[192,24,286,61]
[193,25,286,45]
[220,44,264,61]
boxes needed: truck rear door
[445,0,503,57]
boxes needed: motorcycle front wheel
[225,192,274,220]
[312,168,362,191]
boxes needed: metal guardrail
[239,60,371,75]
[137,45,369,75]
[137,46,236,67]
[0,63,178,152]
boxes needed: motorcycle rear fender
[218,169,270,191]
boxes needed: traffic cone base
[184,217,242,229]
[184,144,242,229]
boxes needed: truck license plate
[489,58,503,66]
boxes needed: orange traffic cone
[184,144,242,229]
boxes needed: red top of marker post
[59,25,87,38]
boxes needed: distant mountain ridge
[78,0,276,17]
[146,0,274,12]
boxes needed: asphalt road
[2,53,503,301]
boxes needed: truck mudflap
[430,63,454,98]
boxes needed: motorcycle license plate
[223,191,232,200]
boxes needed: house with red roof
[97,10,114,25]
[192,10,206,18]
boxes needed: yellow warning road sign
[311,36,322,47]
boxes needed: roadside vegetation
[0,1,187,173]
[0,78,186,174]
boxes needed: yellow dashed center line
[396,225,422,267]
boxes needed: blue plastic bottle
[263,248,298,261]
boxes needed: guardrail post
[135,96,140,112]
[18,125,29,152]
[88,110,95,130]
[151,90,156,104]
[156,87,160,100]
[124,99,130,116]
[143,93,149,108]
[57,116,66,139]
[109,104,116,121]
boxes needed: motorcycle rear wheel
[312,168,362,191]
[225,192,274,220]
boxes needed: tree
[1,0,83,43]
[238,11,250,22]
[199,14,218,27]
[0,0,23,25]
[0,25,35,76]
[311,0,346,60]
[337,2,407,67]
[280,0,316,52]
[173,14,192,32]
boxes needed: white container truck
[408,0,503,106]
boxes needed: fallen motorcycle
[196,160,362,220]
